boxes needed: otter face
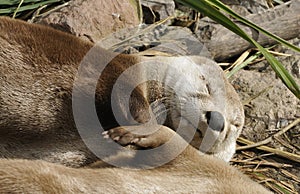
[161,56,244,162]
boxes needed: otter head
[103,54,243,162]
[155,56,244,162]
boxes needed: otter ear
[199,111,225,153]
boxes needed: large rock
[98,24,211,57]
[35,0,141,43]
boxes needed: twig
[30,2,69,23]
[274,136,296,151]
[242,152,275,162]
[12,0,24,18]
[256,174,297,194]
[242,85,273,106]
[224,49,250,73]
[231,159,292,168]
[280,169,300,183]
[237,137,300,163]
[237,118,300,150]
[110,16,174,50]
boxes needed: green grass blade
[0,0,24,6]
[226,53,261,78]
[0,0,61,14]
[255,43,300,98]
[0,0,50,6]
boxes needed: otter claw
[102,131,110,139]
[131,138,140,144]
[102,131,108,135]
[113,136,120,141]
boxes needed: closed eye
[233,122,242,128]
[205,84,211,95]
[192,83,211,97]
[188,91,210,98]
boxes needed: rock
[141,0,175,24]
[195,0,300,61]
[147,26,211,57]
[35,0,141,43]
[220,0,268,14]
[98,24,211,57]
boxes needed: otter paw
[102,127,143,147]
[103,125,176,148]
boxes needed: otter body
[0,17,244,165]
[0,126,271,194]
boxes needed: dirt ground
[230,41,300,193]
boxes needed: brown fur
[0,126,271,193]
[0,16,145,166]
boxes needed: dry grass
[233,118,300,193]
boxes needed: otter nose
[205,111,225,132]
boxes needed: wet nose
[205,111,225,132]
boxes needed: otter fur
[0,126,271,193]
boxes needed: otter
[0,17,262,192]
[0,17,268,193]
[0,126,272,193]
[0,16,244,166]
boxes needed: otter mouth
[175,113,205,141]
[179,111,226,154]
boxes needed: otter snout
[199,111,225,155]
[205,111,225,132]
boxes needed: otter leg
[101,125,200,168]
